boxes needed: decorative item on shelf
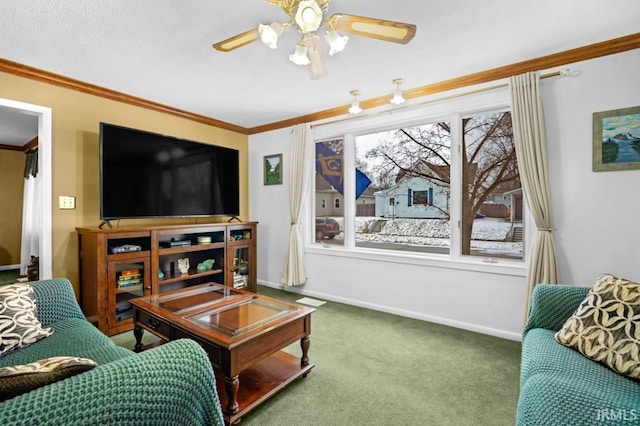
[177,258,190,275]
[237,260,249,275]
[158,270,164,280]
[197,236,212,245]
[196,259,215,272]
[243,231,251,239]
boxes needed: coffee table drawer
[136,310,171,340]
[173,328,223,369]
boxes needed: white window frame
[308,87,530,277]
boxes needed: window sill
[305,244,527,277]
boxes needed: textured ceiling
[1,0,639,139]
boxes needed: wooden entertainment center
[76,222,257,336]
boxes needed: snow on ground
[331,217,523,256]
[350,217,511,240]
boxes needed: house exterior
[374,175,449,219]
[502,188,523,222]
[315,174,375,217]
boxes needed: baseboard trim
[258,279,522,342]
[0,264,19,272]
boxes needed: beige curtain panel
[281,123,311,286]
[509,72,560,321]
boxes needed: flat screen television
[99,122,239,221]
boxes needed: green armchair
[517,284,640,426]
[0,278,224,425]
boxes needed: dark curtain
[24,148,38,178]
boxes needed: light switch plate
[59,195,76,209]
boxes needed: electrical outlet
[59,196,76,210]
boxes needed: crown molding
[0,58,249,135]
[247,32,640,134]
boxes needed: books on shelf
[233,274,247,289]
[117,268,143,288]
[120,268,140,277]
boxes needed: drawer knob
[147,318,160,330]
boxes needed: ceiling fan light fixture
[258,22,283,49]
[289,43,311,65]
[212,2,417,80]
[324,28,348,56]
[305,34,327,79]
[348,90,362,114]
[295,1,323,33]
[390,78,406,105]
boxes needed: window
[461,111,522,260]
[314,105,524,261]
[354,121,451,254]
[314,139,344,245]
[413,190,428,205]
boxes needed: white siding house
[374,175,449,218]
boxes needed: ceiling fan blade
[212,28,260,52]
[305,34,327,79]
[329,14,417,44]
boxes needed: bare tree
[364,112,519,254]
[460,112,519,254]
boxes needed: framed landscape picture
[264,153,283,185]
[593,105,640,172]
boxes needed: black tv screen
[100,122,239,220]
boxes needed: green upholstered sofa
[517,284,640,426]
[0,278,224,425]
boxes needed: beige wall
[0,71,249,295]
[0,149,25,265]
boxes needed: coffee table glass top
[143,283,245,315]
[188,296,299,336]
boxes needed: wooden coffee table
[129,283,314,425]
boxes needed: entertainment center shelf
[77,222,257,336]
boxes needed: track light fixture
[390,78,406,105]
[348,90,362,114]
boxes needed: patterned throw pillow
[0,284,54,357]
[0,356,97,401]
[555,274,640,380]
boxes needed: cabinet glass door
[231,247,250,290]
[108,259,150,328]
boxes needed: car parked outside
[315,217,340,240]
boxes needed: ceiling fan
[212,0,417,79]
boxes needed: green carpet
[113,285,522,425]
[0,268,21,286]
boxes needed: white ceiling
[0,105,39,146]
[1,0,639,141]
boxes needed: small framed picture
[593,105,640,172]
[264,153,283,185]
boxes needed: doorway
[0,98,52,279]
